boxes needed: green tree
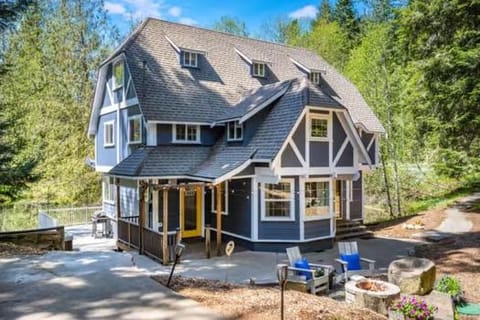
[0,0,119,204]
[315,0,333,23]
[213,16,248,37]
[398,0,480,177]
[333,0,359,44]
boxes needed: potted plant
[435,275,464,304]
[389,296,437,320]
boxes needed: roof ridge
[145,17,320,57]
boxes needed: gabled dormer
[289,57,326,85]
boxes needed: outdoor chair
[335,241,376,283]
[285,246,333,294]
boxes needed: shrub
[435,275,463,302]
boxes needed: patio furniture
[285,246,332,294]
[91,211,112,238]
[335,241,376,283]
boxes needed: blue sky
[105,0,323,37]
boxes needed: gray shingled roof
[109,146,212,177]
[215,80,291,122]
[109,77,346,180]
[93,18,383,133]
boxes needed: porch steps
[335,220,373,240]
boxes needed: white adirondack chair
[335,241,376,283]
[285,246,332,294]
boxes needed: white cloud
[168,6,182,17]
[288,4,318,19]
[122,0,163,19]
[179,17,198,25]
[105,1,126,15]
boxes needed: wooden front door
[180,186,202,238]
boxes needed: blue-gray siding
[258,176,300,240]
[350,173,363,220]
[157,123,220,146]
[292,117,305,158]
[310,141,329,166]
[281,144,302,167]
[96,112,117,167]
[333,113,346,156]
[207,179,251,238]
[304,219,331,239]
[337,142,354,167]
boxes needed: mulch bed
[152,275,387,320]
[0,242,46,257]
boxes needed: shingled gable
[89,18,384,136]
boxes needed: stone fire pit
[345,279,400,315]
[388,257,435,295]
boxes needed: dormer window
[182,51,198,68]
[112,60,124,90]
[309,72,321,85]
[252,62,266,77]
[173,124,200,143]
[227,121,243,141]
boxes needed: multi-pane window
[113,60,124,90]
[252,62,266,77]
[128,115,142,144]
[103,176,115,203]
[310,117,329,140]
[227,121,243,141]
[309,72,321,85]
[174,124,200,143]
[305,181,330,219]
[263,180,294,220]
[182,51,198,67]
[104,121,114,147]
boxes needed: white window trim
[227,121,243,142]
[308,114,330,142]
[103,176,115,204]
[303,178,332,221]
[103,121,115,147]
[211,181,229,215]
[112,60,124,91]
[261,178,295,222]
[182,51,198,68]
[128,115,142,144]
[172,124,201,144]
[252,62,266,77]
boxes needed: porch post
[216,183,222,256]
[115,178,121,248]
[162,188,169,265]
[138,181,146,254]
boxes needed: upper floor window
[252,62,266,77]
[182,51,198,68]
[104,121,114,147]
[227,121,243,141]
[113,61,124,90]
[261,179,295,221]
[128,115,142,144]
[309,72,321,85]
[173,124,200,143]
[310,116,329,141]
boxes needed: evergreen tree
[333,0,360,45]
[0,0,33,33]
[0,0,119,204]
[316,0,333,23]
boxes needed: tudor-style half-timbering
[89,19,384,256]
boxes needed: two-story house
[88,18,384,262]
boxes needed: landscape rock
[388,257,436,295]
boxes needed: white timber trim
[152,179,159,232]
[336,110,372,167]
[332,138,349,167]
[165,35,181,53]
[212,159,252,185]
[299,176,305,240]
[210,181,229,215]
[272,108,307,170]
[289,140,307,167]
[109,175,213,182]
[209,227,252,241]
[277,167,358,177]
[149,120,210,126]
[96,165,113,173]
[256,235,333,243]
[147,122,157,146]
[99,98,140,116]
[366,134,376,151]
[251,176,259,241]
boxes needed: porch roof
[108,146,212,177]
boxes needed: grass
[365,185,479,225]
